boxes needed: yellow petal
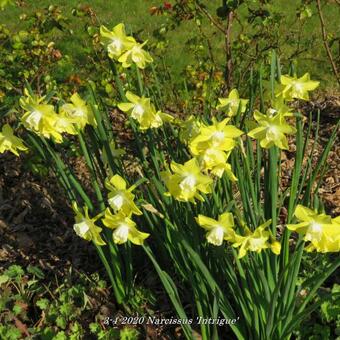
[128,226,150,245]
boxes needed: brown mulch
[284,94,340,216]
[0,153,100,276]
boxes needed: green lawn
[1,0,339,89]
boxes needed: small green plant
[0,265,45,339]
[294,283,340,339]
[0,265,126,339]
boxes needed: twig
[195,2,225,34]
[194,1,234,90]
[315,0,340,85]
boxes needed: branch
[315,0,340,85]
[194,1,234,91]
[195,2,226,34]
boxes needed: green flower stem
[108,58,126,101]
[268,147,278,234]
[268,146,279,279]
[135,64,144,96]
[77,130,105,210]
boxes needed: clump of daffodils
[100,23,153,69]
[197,212,281,258]
[72,175,149,246]
[189,117,243,178]
[7,48,333,261]
[102,175,149,245]
[287,205,340,253]
[161,158,213,203]
[118,91,172,130]
[19,89,95,143]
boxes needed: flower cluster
[1,45,335,260]
[19,89,95,143]
[118,91,173,130]
[72,175,149,246]
[162,80,310,203]
[161,113,243,203]
[195,204,339,257]
[188,117,243,178]
[162,158,213,203]
[196,213,281,258]
[100,23,153,69]
[247,73,318,150]
[287,205,340,252]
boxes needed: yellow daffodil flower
[102,208,149,245]
[61,93,96,130]
[118,41,153,69]
[105,174,142,216]
[189,118,243,155]
[196,212,237,246]
[53,115,79,136]
[287,205,340,253]
[20,89,78,142]
[247,110,296,149]
[20,89,65,143]
[276,73,319,101]
[100,23,136,60]
[72,202,106,246]
[210,161,237,180]
[118,91,166,130]
[187,118,241,179]
[196,148,237,180]
[161,158,213,203]
[0,124,28,156]
[216,89,249,117]
[198,147,227,170]
[232,220,281,258]
[118,91,151,120]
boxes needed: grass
[0,0,339,88]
